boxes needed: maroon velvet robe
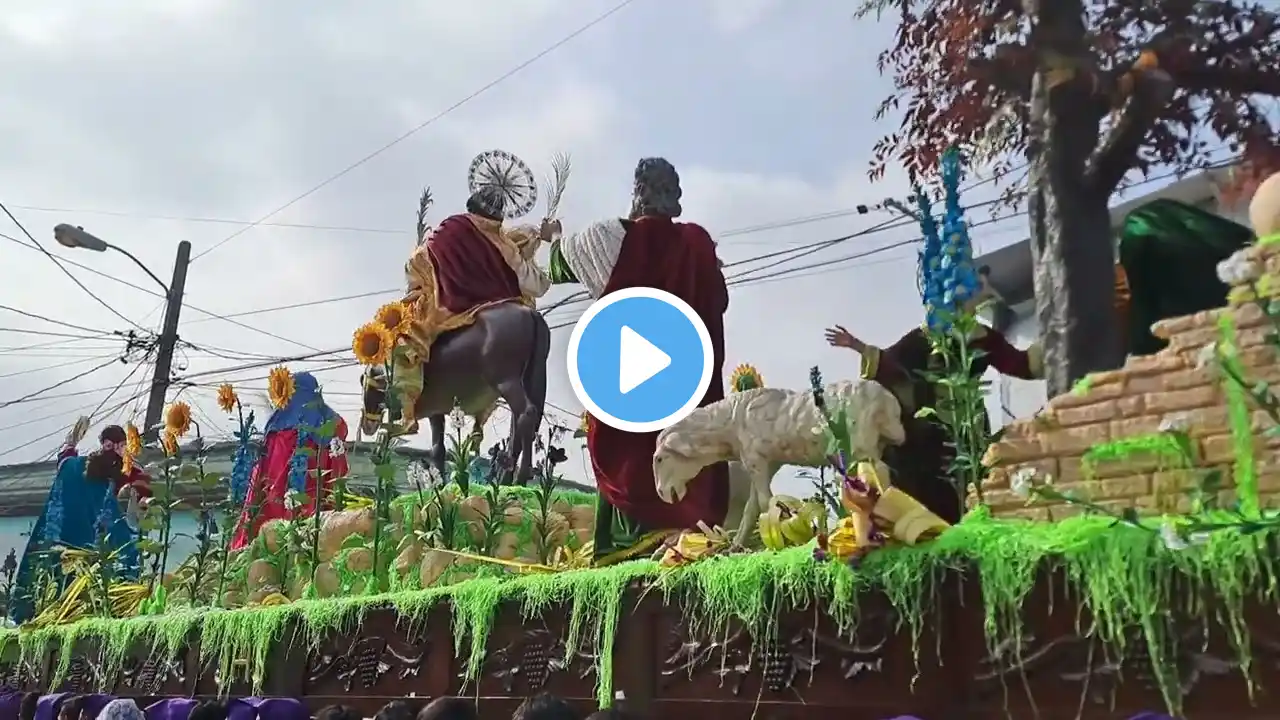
[861,325,1041,523]
[587,217,731,531]
[429,214,523,314]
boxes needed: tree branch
[1172,64,1280,97]
[1087,68,1176,197]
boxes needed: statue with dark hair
[365,154,555,485]
[10,419,151,624]
[545,156,731,561]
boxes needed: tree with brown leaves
[861,0,1280,395]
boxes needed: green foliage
[918,309,992,509]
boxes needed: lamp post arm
[106,243,170,294]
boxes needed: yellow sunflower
[216,383,238,413]
[352,322,394,366]
[165,401,192,438]
[125,422,143,458]
[374,301,412,337]
[160,429,179,457]
[729,363,764,392]
[267,366,296,409]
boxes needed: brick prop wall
[981,243,1280,520]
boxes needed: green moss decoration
[3,511,1278,715]
[1219,314,1259,515]
[1071,375,1093,395]
[1082,432,1193,476]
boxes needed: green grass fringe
[1,510,1276,714]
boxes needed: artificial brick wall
[980,243,1280,520]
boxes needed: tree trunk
[1023,0,1125,398]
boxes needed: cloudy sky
[0,0,1050,496]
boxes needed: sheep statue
[653,379,907,548]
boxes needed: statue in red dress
[824,267,1044,523]
[548,158,730,558]
[231,372,349,550]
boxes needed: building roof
[976,168,1233,309]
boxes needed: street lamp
[53,222,192,441]
[53,223,170,293]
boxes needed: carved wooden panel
[457,607,598,700]
[112,651,188,697]
[653,590,941,711]
[0,659,38,692]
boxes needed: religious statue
[10,420,152,624]
[361,149,558,484]
[547,157,731,560]
[231,372,349,550]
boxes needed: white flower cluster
[1160,520,1209,551]
[407,461,443,490]
[1010,466,1047,500]
[1216,253,1259,286]
[1158,413,1191,433]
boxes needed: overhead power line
[0,304,114,336]
[0,356,124,409]
[3,204,407,235]
[0,200,149,332]
[191,0,639,263]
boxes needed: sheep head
[852,381,906,455]
[653,428,712,505]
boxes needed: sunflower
[125,422,143,458]
[352,322,394,366]
[165,401,192,438]
[374,301,412,337]
[160,429,179,457]
[729,363,764,392]
[267,366,295,409]
[216,383,238,414]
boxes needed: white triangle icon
[618,325,671,394]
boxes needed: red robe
[429,215,523,314]
[861,325,1040,523]
[230,417,350,550]
[587,217,731,531]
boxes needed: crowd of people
[0,692,634,720]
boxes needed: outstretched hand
[65,416,91,448]
[539,218,562,243]
[824,325,864,353]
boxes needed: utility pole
[143,240,192,441]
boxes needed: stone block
[1041,425,1109,455]
[1054,401,1118,428]
[1144,386,1220,414]
[1115,395,1146,417]
[1051,382,1125,409]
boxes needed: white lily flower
[1160,521,1188,550]
[1010,466,1036,499]
[1158,413,1190,433]
[1194,342,1218,370]
[1216,255,1258,286]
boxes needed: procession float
[4,150,1280,720]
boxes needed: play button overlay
[618,326,671,394]
[567,287,714,433]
